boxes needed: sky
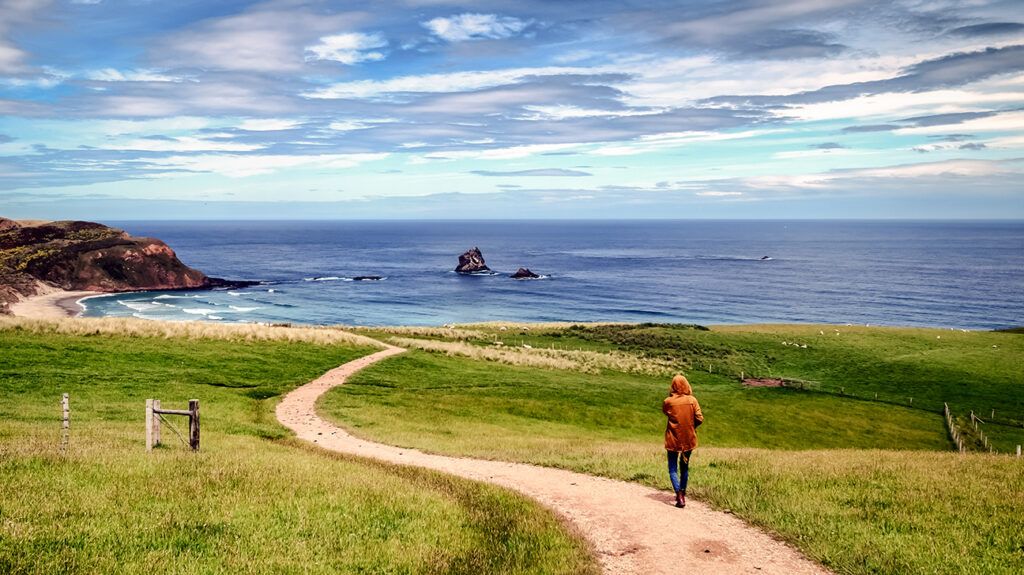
[0,0,1023,220]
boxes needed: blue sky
[1,0,1023,219]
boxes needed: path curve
[276,345,831,575]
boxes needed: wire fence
[757,378,1022,456]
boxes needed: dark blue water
[81,220,1024,329]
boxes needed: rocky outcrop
[455,247,491,274]
[511,267,540,279]
[0,217,255,314]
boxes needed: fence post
[1017,445,1021,457]
[909,397,913,406]
[60,393,70,452]
[152,399,161,447]
[145,399,154,452]
[188,399,200,451]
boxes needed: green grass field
[321,323,1024,574]
[0,323,597,575]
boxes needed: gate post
[188,399,200,451]
[145,399,154,452]
[153,399,161,447]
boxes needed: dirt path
[276,345,832,575]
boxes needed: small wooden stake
[152,399,161,447]
[145,399,154,452]
[60,393,70,452]
[1016,445,1021,457]
[188,399,200,451]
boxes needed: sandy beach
[9,289,103,319]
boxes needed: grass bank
[322,323,1024,574]
[0,321,597,575]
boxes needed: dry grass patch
[0,316,384,347]
[366,325,492,340]
[388,336,676,376]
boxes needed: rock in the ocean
[455,247,491,274]
[511,267,540,279]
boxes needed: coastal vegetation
[0,321,597,575]
[322,323,1024,574]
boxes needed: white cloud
[141,152,389,178]
[790,84,1024,123]
[590,129,784,156]
[741,159,1019,190]
[326,118,397,131]
[304,66,585,99]
[328,120,372,131]
[773,148,866,160]
[0,74,63,89]
[696,191,743,196]
[305,32,388,65]
[986,135,1024,148]
[158,7,371,73]
[0,43,27,73]
[421,143,580,161]
[238,118,301,131]
[423,13,529,42]
[99,136,264,153]
[0,0,51,73]
[95,117,212,136]
[85,68,183,82]
[519,105,664,121]
[895,110,1024,136]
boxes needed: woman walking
[662,373,703,508]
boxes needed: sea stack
[455,247,491,274]
[511,267,540,279]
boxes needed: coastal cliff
[0,218,246,314]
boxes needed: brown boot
[675,491,685,508]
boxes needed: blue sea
[81,220,1024,330]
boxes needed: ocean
[80,220,1024,330]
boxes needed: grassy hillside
[357,322,1024,451]
[0,321,597,575]
[321,323,1024,574]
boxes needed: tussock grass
[0,316,384,347]
[0,329,596,575]
[366,325,491,340]
[389,336,677,376]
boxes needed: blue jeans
[667,450,692,494]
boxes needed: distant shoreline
[9,289,103,319]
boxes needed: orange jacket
[662,374,703,452]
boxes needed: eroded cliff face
[0,218,213,313]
